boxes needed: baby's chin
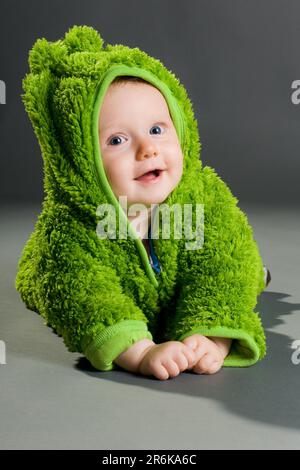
[115,186,170,207]
[127,191,171,208]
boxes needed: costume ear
[28,38,68,74]
[63,25,104,53]
[28,25,104,74]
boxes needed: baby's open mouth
[134,169,164,183]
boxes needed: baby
[98,77,232,380]
[17,26,268,381]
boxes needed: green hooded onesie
[15,25,268,371]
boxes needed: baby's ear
[28,25,104,74]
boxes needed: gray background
[0,0,300,206]
[1,0,300,451]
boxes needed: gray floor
[0,202,300,450]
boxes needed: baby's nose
[136,141,159,160]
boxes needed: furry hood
[22,25,202,222]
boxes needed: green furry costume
[15,25,267,371]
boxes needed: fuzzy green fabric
[15,25,267,371]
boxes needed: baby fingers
[193,353,223,375]
[160,360,181,379]
[181,346,197,370]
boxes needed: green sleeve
[23,214,153,371]
[167,167,267,367]
[81,320,153,371]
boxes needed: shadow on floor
[76,291,300,431]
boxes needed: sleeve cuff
[81,320,153,371]
[177,326,265,367]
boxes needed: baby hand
[182,334,228,375]
[138,341,196,380]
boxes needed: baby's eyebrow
[99,124,117,134]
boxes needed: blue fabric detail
[148,225,162,274]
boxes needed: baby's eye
[107,124,165,145]
[150,125,164,135]
[108,135,126,146]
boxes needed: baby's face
[98,82,183,208]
